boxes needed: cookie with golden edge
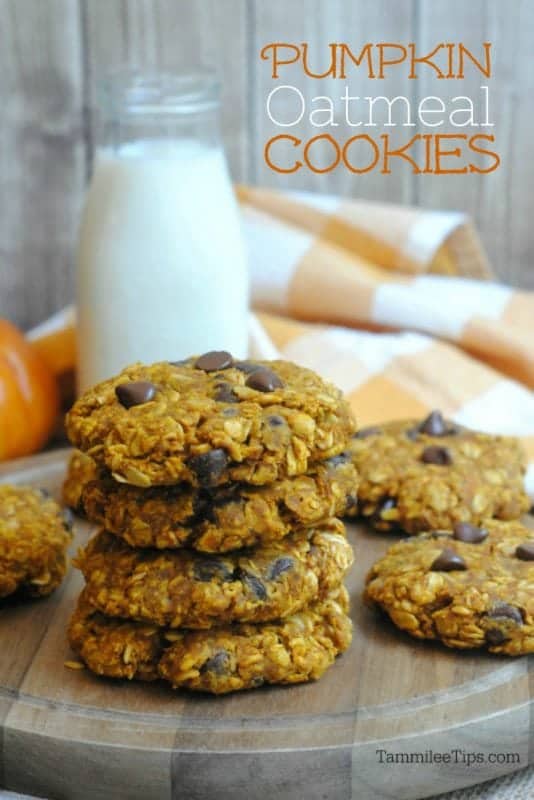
[364,519,534,655]
[65,354,356,489]
[68,587,352,693]
[75,520,353,629]
[0,484,72,599]
[80,451,358,553]
[348,412,529,534]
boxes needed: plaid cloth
[241,187,534,499]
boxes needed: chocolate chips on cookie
[194,351,234,371]
[516,542,534,561]
[187,449,229,488]
[245,367,284,392]
[115,381,157,408]
[421,446,453,465]
[453,522,488,543]
[430,547,467,572]
[418,410,456,437]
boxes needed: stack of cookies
[64,353,358,693]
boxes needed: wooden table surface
[0,449,531,800]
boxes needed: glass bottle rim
[99,68,220,116]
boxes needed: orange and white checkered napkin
[240,186,534,496]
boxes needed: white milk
[76,139,249,390]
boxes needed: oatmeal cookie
[0,484,72,598]
[62,450,98,513]
[68,587,352,693]
[76,520,353,629]
[364,519,534,655]
[65,355,355,488]
[81,451,358,553]
[349,413,529,534]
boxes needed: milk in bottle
[76,71,249,390]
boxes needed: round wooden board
[0,450,531,800]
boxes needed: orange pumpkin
[0,319,60,460]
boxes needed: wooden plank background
[1,0,533,329]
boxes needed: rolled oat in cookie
[364,519,534,655]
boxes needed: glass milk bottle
[76,71,249,391]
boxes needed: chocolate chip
[370,497,398,530]
[373,497,396,518]
[485,628,508,646]
[486,603,524,625]
[354,426,381,439]
[213,382,238,403]
[266,557,294,580]
[237,570,268,600]
[430,547,467,572]
[191,492,216,524]
[62,507,74,530]
[345,493,358,513]
[193,558,233,583]
[212,485,241,509]
[188,449,228,488]
[326,451,350,467]
[234,360,262,374]
[421,446,452,466]
[267,414,285,427]
[453,522,488,544]
[160,485,186,503]
[115,381,157,409]
[39,488,51,499]
[246,368,284,392]
[201,650,231,675]
[424,596,453,613]
[515,542,534,561]
[419,410,449,436]
[195,351,233,372]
